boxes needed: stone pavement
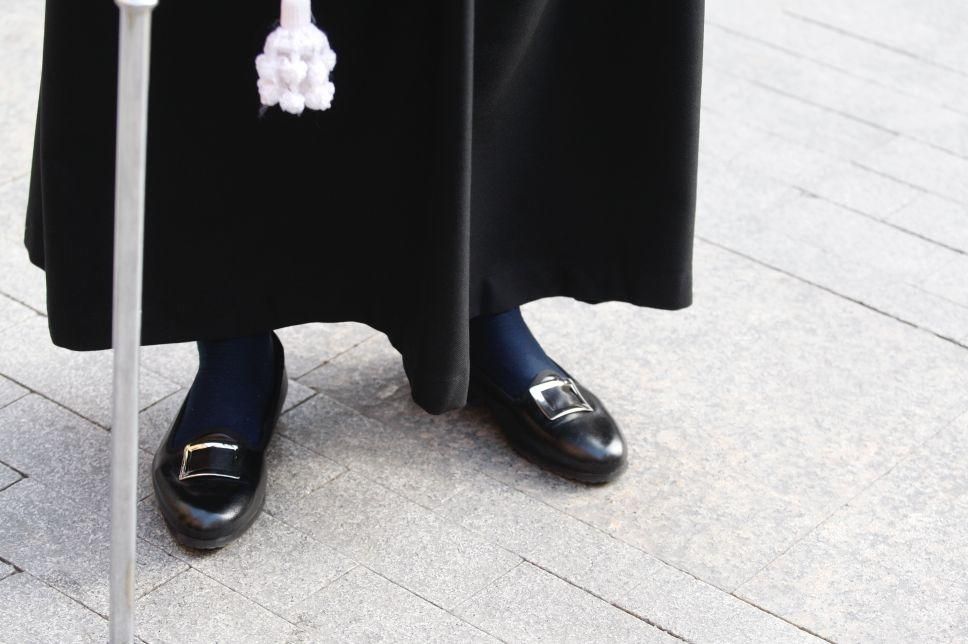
[1,0,967,642]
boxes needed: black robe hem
[27,241,690,415]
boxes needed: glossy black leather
[151,332,288,549]
[469,365,627,484]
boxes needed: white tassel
[256,0,337,115]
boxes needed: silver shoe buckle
[178,441,242,481]
[529,377,594,421]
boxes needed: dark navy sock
[172,332,277,448]
[469,306,561,396]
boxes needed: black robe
[25,0,704,414]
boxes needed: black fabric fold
[25,0,704,414]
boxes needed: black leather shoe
[151,331,288,549]
[469,364,627,484]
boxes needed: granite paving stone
[0,374,28,410]
[0,572,108,643]
[297,333,411,418]
[136,495,186,554]
[496,435,816,592]
[0,174,44,316]
[138,506,354,615]
[274,471,521,610]
[704,71,895,161]
[138,340,202,387]
[857,136,968,205]
[726,132,837,190]
[280,392,492,509]
[0,176,30,243]
[703,185,956,282]
[0,292,35,335]
[0,561,13,581]
[0,316,180,427]
[797,160,922,220]
[0,478,186,616]
[706,0,968,114]
[698,169,968,340]
[695,156,804,241]
[455,563,680,644]
[738,413,968,642]
[278,390,392,464]
[284,379,318,410]
[437,474,665,601]
[346,379,525,478]
[783,0,968,76]
[697,108,773,164]
[887,192,968,253]
[0,462,21,492]
[616,565,822,644]
[287,566,498,643]
[263,433,346,516]
[0,394,153,512]
[706,25,968,158]
[0,235,48,315]
[0,2,43,183]
[275,321,378,378]
[136,390,185,454]
[917,254,968,309]
[868,281,968,345]
[134,569,301,644]
[437,475,822,643]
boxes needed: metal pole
[111,1,157,641]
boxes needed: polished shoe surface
[151,332,288,549]
[469,364,627,484]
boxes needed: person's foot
[468,307,627,483]
[151,331,287,549]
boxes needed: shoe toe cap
[563,412,627,475]
[170,483,253,531]
[152,467,264,545]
